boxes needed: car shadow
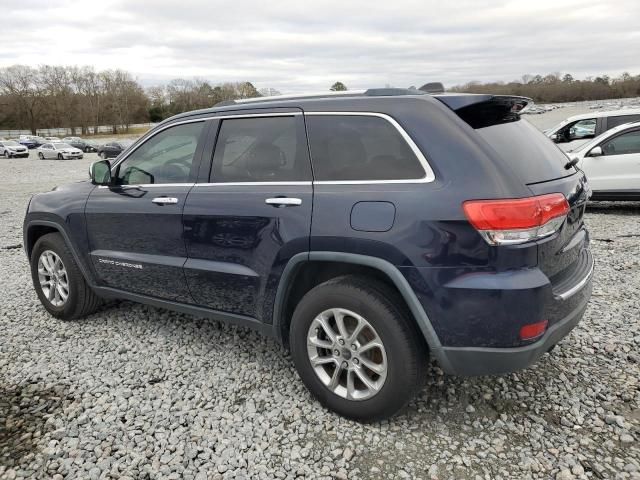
[587,201,640,214]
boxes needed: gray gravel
[1,154,639,479]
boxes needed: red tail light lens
[463,193,569,245]
[519,320,548,341]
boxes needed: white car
[0,140,29,158]
[567,121,640,201]
[45,136,62,142]
[546,108,640,151]
[37,142,84,160]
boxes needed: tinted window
[211,116,310,182]
[306,115,425,181]
[606,115,640,130]
[476,119,571,184]
[115,122,204,185]
[601,130,640,155]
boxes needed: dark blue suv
[23,89,593,420]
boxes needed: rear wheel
[30,233,102,320]
[290,275,428,421]
[38,152,44,160]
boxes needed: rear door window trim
[304,111,435,185]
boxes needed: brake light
[462,193,569,245]
[519,320,548,341]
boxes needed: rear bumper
[440,274,591,376]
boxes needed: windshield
[53,143,73,149]
[4,140,19,146]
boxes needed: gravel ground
[1,153,639,480]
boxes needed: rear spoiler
[433,94,531,129]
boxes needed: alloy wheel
[37,250,69,307]
[306,308,388,401]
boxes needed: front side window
[211,116,310,182]
[115,122,204,185]
[555,118,596,142]
[306,115,425,181]
[601,130,640,156]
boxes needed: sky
[1,0,639,93]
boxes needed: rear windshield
[476,119,572,184]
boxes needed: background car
[546,108,640,151]
[568,121,640,200]
[45,136,62,142]
[62,137,99,152]
[37,142,84,160]
[18,137,39,149]
[97,142,125,159]
[0,140,29,158]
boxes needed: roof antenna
[419,82,445,94]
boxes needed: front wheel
[57,153,63,160]
[290,275,428,421]
[30,233,102,320]
[38,152,44,160]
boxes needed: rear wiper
[564,157,580,170]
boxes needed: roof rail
[216,90,367,107]
[214,87,433,107]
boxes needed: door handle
[265,197,302,207]
[152,197,179,205]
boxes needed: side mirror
[550,133,559,142]
[91,160,112,185]
[588,146,603,157]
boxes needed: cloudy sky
[2,0,639,92]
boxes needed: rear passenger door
[182,111,313,322]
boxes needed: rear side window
[211,116,311,182]
[606,114,640,130]
[305,115,425,181]
[476,119,571,184]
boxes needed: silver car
[37,142,84,160]
[0,140,29,158]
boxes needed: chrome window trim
[108,110,435,187]
[98,183,195,189]
[304,111,435,185]
[194,181,312,187]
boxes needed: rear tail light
[462,193,569,245]
[519,320,548,341]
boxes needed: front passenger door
[85,120,208,301]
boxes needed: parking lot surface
[0,152,639,479]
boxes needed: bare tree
[0,65,46,134]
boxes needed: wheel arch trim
[272,251,452,371]
[24,220,96,286]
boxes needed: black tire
[57,153,63,160]
[30,233,102,320]
[38,152,44,160]
[84,146,90,153]
[290,275,428,421]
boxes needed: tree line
[0,65,285,134]
[450,72,640,103]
